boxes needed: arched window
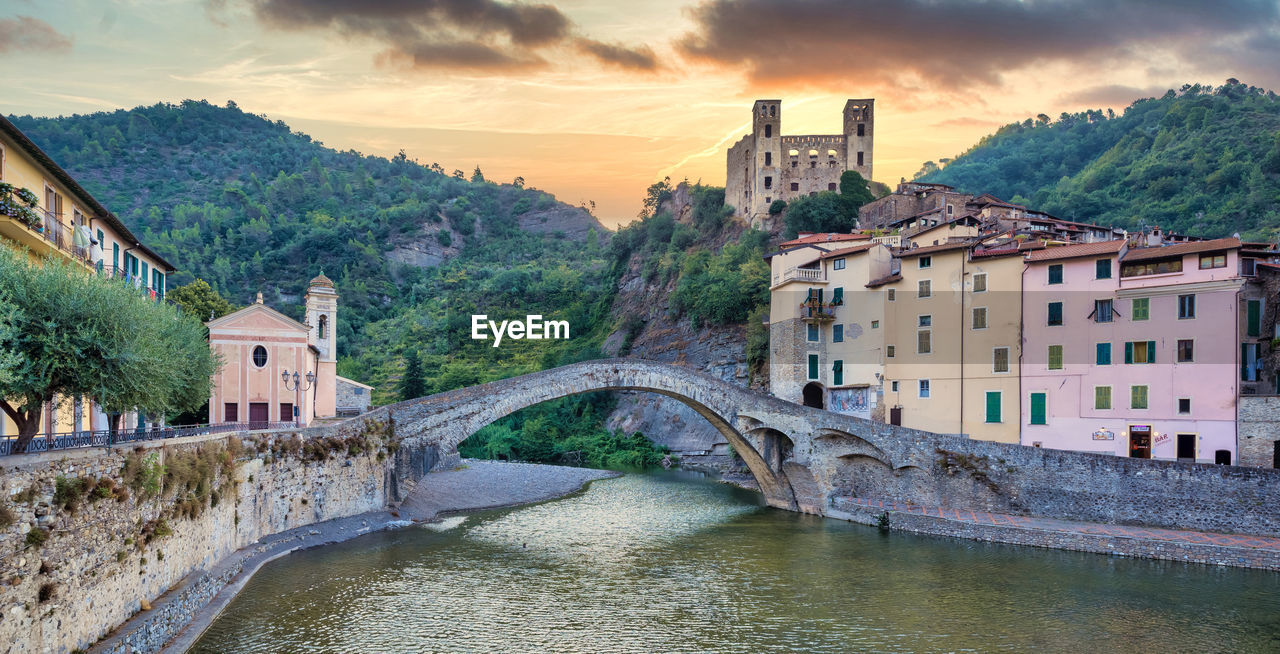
[808,149,819,157]
[764,124,772,138]
[318,314,328,339]
[252,345,268,368]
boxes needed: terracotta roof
[865,273,902,288]
[1122,237,1241,263]
[778,232,870,248]
[309,271,335,288]
[819,243,878,259]
[968,193,1023,209]
[0,114,174,272]
[1024,239,1125,263]
[894,240,975,258]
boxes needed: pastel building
[207,274,339,427]
[1020,238,1242,463]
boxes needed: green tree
[397,350,427,401]
[782,192,857,238]
[838,170,875,213]
[0,251,218,451]
[168,279,236,321]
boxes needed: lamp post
[281,369,316,427]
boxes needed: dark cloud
[1056,84,1173,107]
[676,0,1280,90]
[239,0,655,73]
[0,16,72,54]
[575,38,658,71]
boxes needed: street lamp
[281,369,316,427]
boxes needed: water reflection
[194,471,1280,653]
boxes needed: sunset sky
[3,0,1279,228]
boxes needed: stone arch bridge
[340,359,1280,535]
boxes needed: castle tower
[305,271,339,419]
[843,99,874,183]
[750,99,782,221]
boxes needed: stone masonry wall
[0,418,401,654]
[1238,395,1280,468]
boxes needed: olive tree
[0,250,219,451]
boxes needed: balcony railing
[774,266,826,286]
[800,300,838,322]
[0,421,301,456]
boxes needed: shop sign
[1092,428,1115,441]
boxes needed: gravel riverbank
[140,460,617,654]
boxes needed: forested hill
[919,81,1280,240]
[8,100,613,397]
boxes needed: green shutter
[1048,302,1062,325]
[1248,300,1261,337]
[833,360,843,386]
[1243,343,1250,380]
[1030,393,1046,425]
[1096,343,1110,365]
[1132,298,1149,321]
[1048,265,1062,284]
[985,391,1001,423]
[808,354,818,380]
[1048,345,1063,370]
[112,243,119,272]
[816,288,823,304]
[1147,340,1156,364]
[1124,342,1134,364]
[832,287,844,305]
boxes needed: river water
[193,471,1280,653]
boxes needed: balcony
[0,200,92,268]
[800,299,837,323]
[773,265,826,287]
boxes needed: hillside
[920,80,1280,239]
[9,100,611,399]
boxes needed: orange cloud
[0,16,72,54]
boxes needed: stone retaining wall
[1238,396,1280,469]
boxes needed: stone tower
[752,99,782,215]
[305,272,339,419]
[843,99,874,183]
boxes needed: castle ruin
[726,99,874,226]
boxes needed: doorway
[280,403,294,425]
[1128,425,1152,459]
[802,382,825,409]
[249,402,269,430]
[1176,434,1196,461]
[889,406,902,426]
[1273,441,1280,469]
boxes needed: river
[192,470,1280,653]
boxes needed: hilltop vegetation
[920,81,1280,239]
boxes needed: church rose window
[252,345,268,368]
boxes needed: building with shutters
[207,274,339,427]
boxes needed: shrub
[37,582,56,603]
[25,527,48,549]
[53,476,91,513]
[0,503,13,529]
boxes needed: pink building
[1021,238,1243,463]
[207,274,339,427]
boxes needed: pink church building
[1021,238,1243,463]
[207,274,339,427]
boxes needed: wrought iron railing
[0,421,299,456]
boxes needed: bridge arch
[385,360,800,510]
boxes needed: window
[1178,398,1192,414]
[985,391,1002,423]
[857,123,865,137]
[857,151,864,166]
[993,347,1010,373]
[1095,258,1112,279]
[318,314,328,339]
[1096,342,1112,366]
[870,320,879,329]
[1131,297,1149,321]
[252,345,268,368]
[1125,340,1156,364]
[764,124,772,138]
[807,354,818,380]
[1131,385,1149,409]
[1243,258,1257,276]
[1199,253,1226,269]
[891,380,899,392]
[832,360,844,386]
[833,324,844,343]
[973,273,987,292]
[947,204,955,216]
[1242,342,1262,381]
[764,152,772,166]
[828,183,837,191]
[1030,392,1047,425]
[1048,345,1063,370]
[972,307,987,330]
[1122,257,1182,277]
[887,289,896,302]
[887,345,896,358]
[917,329,932,354]
[1093,299,1113,323]
[831,287,845,305]
[1178,294,1196,319]
[1047,301,1063,326]
[919,256,932,269]
[832,258,846,270]
[1048,264,1063,285]
[1177,339,1194,362]
[1247,299,1261,336]
[807,324,819,342]
[1095,386,1112,410]
[790,182,799,192]
[918,379,930,398]
[764,176,773,189]
[918,315,932,327]
[918,280,931,298]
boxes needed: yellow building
[0,114,175,438]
